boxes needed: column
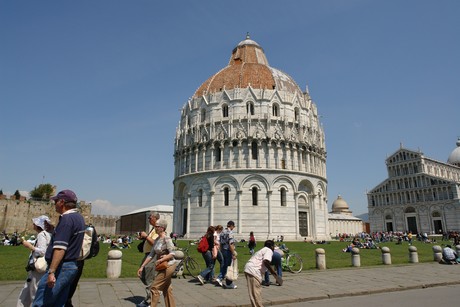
[202,146,206,171]
[294,192,299,239]
[237,142,242,169]
[186,193,191,238]
[267,190,272,236]
[219,143,224,169]
[210,144,215,170]
[228,143,233,169]
[237,190,242,235]
[209,191,215,226]
[194,148,198,172]
[257,140,262,168]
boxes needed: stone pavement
[1,262,460,307]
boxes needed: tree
[14,190,21,200]
[30,184,54,201]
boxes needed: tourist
[137,211,160,307]
[442,245,458,264]
[216,221,237,289]
[248,231,256,255]
[262,245,283,286]
[137,219,177,307]
[17,215,52,307]
[32,189,86,307]
[211,225,224,280]
[244,240,282,307]
[197,226,216,285]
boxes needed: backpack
[78,225,100,260]
[197,236,209,253]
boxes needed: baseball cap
[51,189,78,203]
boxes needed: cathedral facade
[173,36,328,240]
[368,140,460,234]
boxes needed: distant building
[172,35,328,240]
[368,140,460,234]
[118,205,173,235]
[328,195,363,236]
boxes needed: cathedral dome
[331,195,351,213]
[194,34,303,98]
[447,138,460,167]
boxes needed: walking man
[137,211,160,307]
[32,189,86,307]
[216,220,237,289]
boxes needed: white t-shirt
[244,246,273,283]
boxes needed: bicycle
[279,247,303,273]
[173,246,201,279]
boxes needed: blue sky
[1,1,459,217]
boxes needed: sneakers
[224,284,237,289]
[216,277,223,287]
[137,300,149,307]
[197,275,205,285]
[261,281,270,287]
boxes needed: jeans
[211,249,223,279]
[219,249,235,287]
[199,250,215,281]
[264,252,282,283]
[33,261,79,307]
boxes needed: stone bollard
[381,246,391,265]
[107,250,123,279]
[409,246,418,263]
[351,247,360,267]
[315,248,326,270]
[173,250,185,278]
[432,245,442,262]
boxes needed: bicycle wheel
[286,253,303,273]
[185,257,201,278]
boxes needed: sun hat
[32,215,51,230]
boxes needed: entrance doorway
[433,220,443,234]
[406,216,417,233]
[299,212,308,237]
[182,208,188,236]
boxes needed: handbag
[155,261,169,271]
[225,258,238,281]
[34,257,47,273]
[137,240,145,253]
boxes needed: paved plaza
[1,262,459,306]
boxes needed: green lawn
[0,239,451,281]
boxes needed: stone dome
[447,138,460,167]
[194,34,303,98]
[332,195,349,211]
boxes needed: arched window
[280,188,287,206]
[222,104,229,118]
[294,107,299,122]
[247,102,255,115]
[216,146,222,162]
[251,141,258,160]
[198,189,203,207]
[281,159,286,169]
[272,103,279,117]
[252,187,258,206]
[201,108,206,122]
[224,187,229,206]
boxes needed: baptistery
[173,35,328,240]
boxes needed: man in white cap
[32,189,85,307]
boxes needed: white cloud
[89,199,138,217]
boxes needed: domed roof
[332,195,349,211]
[194,34,303,97]
[447,138,460,167]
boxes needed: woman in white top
[17,215,52,307]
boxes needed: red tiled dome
[194,35,302,97]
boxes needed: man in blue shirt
[33,189,85,307]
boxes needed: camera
[25,262,35,272]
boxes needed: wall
[0,199,117,235]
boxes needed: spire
[246,32,250,39]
